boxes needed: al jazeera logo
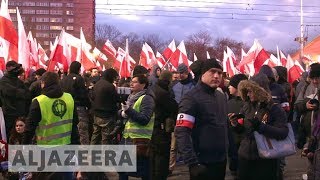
[52,99,67,118]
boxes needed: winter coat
[29,80,42,99]
[236,80,289,160]
[60,73,91,108]
[228,96,245,146]
[92,78,119,118]
[151,80,178,151]
[0,74,31,131]
[149,65,160,88]
[175,81,229,165]
[172,74,195,103]
[23,83,79,145]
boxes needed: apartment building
[8,0,95,51]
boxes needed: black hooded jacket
[23,83,79,144]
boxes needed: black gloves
[189,163,207,177]
[248,117,261,131]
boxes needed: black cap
[6,61,21,71]
[201,58,223,75]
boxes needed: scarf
[126,89,147,107]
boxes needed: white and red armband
[281,102,290,112]
[176,113,195,129]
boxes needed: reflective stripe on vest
[35,93,74,145]
[123,95,154,139]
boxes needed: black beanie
[309,63,320,78]
[229,74,248,89]
[69,61,81,74]
[133,65,149,76]
[200,58,223,75]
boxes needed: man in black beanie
[0,61,30,138]
[29,68,47,99]
[175,58,229,180]
[61,61,91,145]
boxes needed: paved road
[105,149,308,180]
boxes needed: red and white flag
[27,32,39,69]
[163,39,176,60]
[115,47,135,71]
[17,7,30,73]
[223,49,236,77]
[169,41,189,68]
[79,28,95,71]
[286,54,304,83]
[38,43,48,68]
[47,29,70,72]
[145,42,156,63]
[280,50,287,67]
[0,0,18,64]
[93,47,108,70]
[156,51,166,69]
[119,39,131,78]
[139,43,150,69]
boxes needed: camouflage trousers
[90,116,115,145]
[76,106,91,145]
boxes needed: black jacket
[175,81,229,166]
[0,74,31,130]
[23,84,79,145]
[151,80,178,146]
[92,78,119,118]
[29,80,42,99]
[60,73,91,108]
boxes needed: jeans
[90,116,115,145]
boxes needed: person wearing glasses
[175,59,229,180]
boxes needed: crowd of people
[0,58,319,180]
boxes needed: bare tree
[119,32,143,63]
[214,38,249,62]
[95,24,122,49]
[141,34,166,53]
[185,30,214,61]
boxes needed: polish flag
[47,29,70,72]
[254,40,270,73]
[93,47,108,70]
[38,43,48,68]
[163,39,176,60]
[0,42,5,70]
[223,49,237,77]
[79,28,95,71]
[49,36,59,60]
[27,32,39,69]
[102,39,117,61]
[206,51,210,59]
[194,53,198,61]
[170,41,189,68]
[145,42,156,64]
[0,0,18,63]
[239,49,255,76]
[280,50,287,67]
[264,54,279,68]
[17,7,30,73]
[119,39,131,78]
[156,51,166,69]
[115,47,135,71]
[139,43,150,69]
[286,55,304,83]
[237,43,257,74]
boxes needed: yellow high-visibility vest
[35,93,74,145]
[123,95,154,139]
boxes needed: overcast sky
[95,0,320,52]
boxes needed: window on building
[66,26,73,31]
[36,18,49,22]
[22,10,35,14]
[67,18,74,23]
[8,9,16,14]
[50,26,62,30]
[8,2,15,6]
[31,17,36,22]
[11,17,17,21]
[66,3,74,7]
[36,33,49,38]
[50,33,59,38]
[36,10,49,15]
[22,2,35,6]
[50,18,63,23]
[66,11,74,15]
[36,2,49,7]
[50,3,63,7]
[50,10,63,15]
